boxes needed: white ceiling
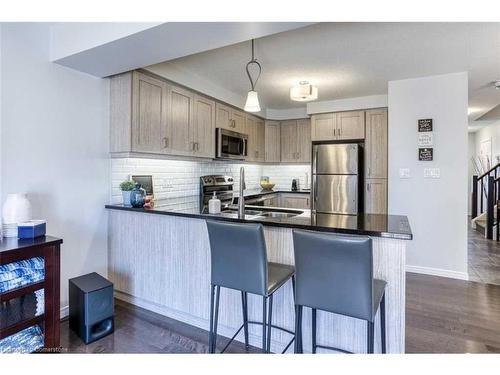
[147,22,500,126]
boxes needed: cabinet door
[193,95,215,158]
[336,110,365,140]
[280,194,310,209]
[169,84,194,155]
[296,119,311,163]
[215,103,232,130]
[365,179,387,214]
[365,108,388,179]
[232,109,247,134]
[311,113,335,141]
[265,121,281,162]
[280,120,298,163]
[245,115,257,162]
[131,72,169,153]
[255,119,266,162]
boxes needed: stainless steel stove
[200,175,234,212]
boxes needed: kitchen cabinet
[216,103,246,134]
[112,71,170,154]
[265,121,281,163]
[311,113,335,141]
[364,179,387,214]
[169,84,194,156]
[365,108,388,179]
[279,193,310,209]
[280,119,311,163]
[245,115,265,162]
[311,110,365,141]
[335,110,365,140]
[192,95,216,158]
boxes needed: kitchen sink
[257,211,299,219]
[221,205,303,220]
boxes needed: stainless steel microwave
[216,128,248,160]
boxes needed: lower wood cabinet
[364,179,387,214]
[279,193,311,209]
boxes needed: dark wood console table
[0,236,62,350]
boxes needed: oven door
[216,128,247,160]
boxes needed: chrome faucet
[238,167,246,218]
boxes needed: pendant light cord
[246,39,261,91]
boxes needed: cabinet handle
[163,137,169,148]
[297,152,301,159]
[333,128,336,137]
[338,128,341,137]
[367,183,371,192]
[196,142,199,151]
[368,167,371,176]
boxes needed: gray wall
[388,72,468,279]
[0,23,110,312]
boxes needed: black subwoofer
[69,272,114,344]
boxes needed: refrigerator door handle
[313,175,318,202]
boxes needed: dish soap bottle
[208,192,221,214]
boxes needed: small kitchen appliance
[291,179,300,192]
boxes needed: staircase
[471,162,500,240]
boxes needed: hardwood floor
[59,273,500,354]
[406,273,500,353]
[468,220,500,285]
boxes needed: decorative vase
[130,183,146,208]
[2,193,32,237]
[122,191,132,207]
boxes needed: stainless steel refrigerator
[311,143,362,215]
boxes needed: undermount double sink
[221,205,303,220]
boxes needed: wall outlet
[424,168,440,178]
[399,168,411,178]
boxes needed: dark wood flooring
[60,273,500,354]
[468,220,500,285]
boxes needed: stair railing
[472,162,500,239]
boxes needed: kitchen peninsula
[105,197,411,353]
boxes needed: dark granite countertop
[105,196,412,240]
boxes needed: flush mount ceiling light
[244,39,262,113]
[290,81,318,102]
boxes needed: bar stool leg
[367,321,374,354]
[241,291,249,349]
[209,284,215,353]
[381,293,386,354]
[212,285,221,353]
[262,296,267,353]
[266,294,274,353]
[312,308,317,354]
[294,304,303,353]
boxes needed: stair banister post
[472,175,478,218]
[487,175,494,240]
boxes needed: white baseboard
[406,265,469,281]
[60,305,69,319]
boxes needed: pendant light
[244,39,262,113]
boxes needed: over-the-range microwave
[216,128,248,160]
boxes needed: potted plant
[119,180,135,207]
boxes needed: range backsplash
[111,158,311,209]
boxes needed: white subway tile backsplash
[110,158,311,208]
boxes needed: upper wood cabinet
[216,103,246,134]
[124,72,170,154]
[311,110,365,141]
[192,95,216,158]
[246,115,265,162]
[311,113,335,141]
[365,108,388,179]
[168,84,194,156]
[265,121,281,162]
[281,119,311,163]
[336,111,365,140]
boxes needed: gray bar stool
[206,220,296,354]
[292,230,386,354]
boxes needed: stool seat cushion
[373,279,387,317]
[268,262,295,296]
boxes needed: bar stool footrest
[315,344,353,354]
